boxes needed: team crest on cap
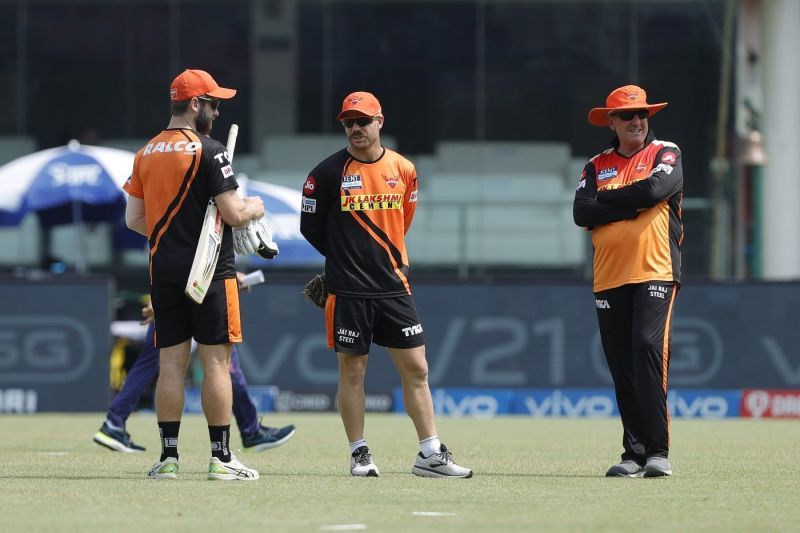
[625,90,639,100]
[348,96,363,105]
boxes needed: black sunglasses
[196,95,220,111]
[611,109,648,121]
[341,116,376,128]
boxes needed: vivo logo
[667,391,729,418]
[520,390,616,418]
[432,390,499,417]
[0,316,94,383]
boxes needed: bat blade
[184,125,238,304]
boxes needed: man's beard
[195,106,213,135]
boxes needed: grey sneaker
[208,453,259,481]
[350,446,379,477]
[606,460,644,478]
[412,443,473,479]
[147,457,178,479]
[93,422,146,453]
[643,456,672,478]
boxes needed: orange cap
[587,85,667,126]
[169,69,237,102]
[337,91,382,120]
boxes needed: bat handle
[226,124,239,162]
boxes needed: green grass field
[0,413,798,532]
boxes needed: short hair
[170,99,191,117]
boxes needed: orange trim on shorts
[325,294,336,349]
[225,278,242,343]
[662,286,677,447]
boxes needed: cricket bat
[184,124,239,304]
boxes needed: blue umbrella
[0,140,135,272]
[236,176,322,267]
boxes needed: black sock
[209,425,231,462]
[158,421,180,461]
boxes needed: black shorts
[325,294,425,354]
[150,278,241,348]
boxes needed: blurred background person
[94,276,296,455]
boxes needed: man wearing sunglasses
[573,85,684,478]
[300,91,472,479]
[124,69,266,480]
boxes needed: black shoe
[93,422,146,453]
[241,424,296,452]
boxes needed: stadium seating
[0,135,36,165]
[0,136,590,271]
[406,141,585,268]
[235,138,588,270]
[260,134,397,172]
[100,138,148,153]
[435,140,571,174]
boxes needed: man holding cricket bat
[124,69,265,480]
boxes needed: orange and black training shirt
[573,130,684,293]
[124,128,238,284]
[300,147,419,297]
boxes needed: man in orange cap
[124,69,266,481]
[300,91,472,478]
[574,85,684,478]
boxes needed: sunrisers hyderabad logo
[382,174,400,188]
[303,176,317,196]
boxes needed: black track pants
[594,282,677,462]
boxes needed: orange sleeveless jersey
[300,147,418,297]
[573,132,684,292]
[123,128,238,283]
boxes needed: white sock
[349,439,367,454]
[420,436,441,457]
[105,419,123,431]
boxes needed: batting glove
[233,224,256,255]
[250,219,279,259]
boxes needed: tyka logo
[595,299,610,309]
[401,324,423,337]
